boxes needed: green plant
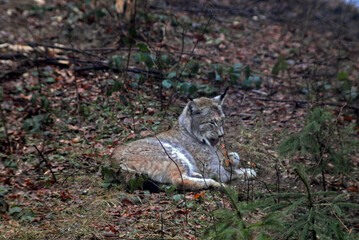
[271,56,289,76]
[22,93,53,133]
[100,164,117,188]
[162,184,177,196]
[337,72,358,102]
[203,187,282,240]
[227,63,243,85]
[277,107,358,190]
[109,55,127,70]
[128,174,149,192]
[242,75,262,90]
[100,164,150,192]
[0,186,10,198]
[9,205,35,221]
[23,114,52,133]
[222,63,262,89]
[264,165,358,240]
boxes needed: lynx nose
[210,138,219,146]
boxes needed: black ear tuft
[213,87,229,105]
[220,87,229,101]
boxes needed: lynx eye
[201,121,215,126]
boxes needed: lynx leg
[177,175,222,190]
[165,166,220,190]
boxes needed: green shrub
[203,187,282,240]
[278,107,358,189]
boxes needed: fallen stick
[33,145,57,183]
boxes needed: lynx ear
[188,101,200,115]
[213,87,229,105]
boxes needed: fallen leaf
[347,187,359,192]
[193,192,205,199]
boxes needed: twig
[74,76,81,122]
[164,21,186,115]
[309,102,348,185]
[33,145,57,183]
[154,135,189,222]
[160,214,164,239]
[25,42,105,60]
[0,104,11,153]
[246,96,359,111]
[166,9,213,110]
[0,53,27,60]
[330,205,351,234]
[275,159,281,203]
[0,52,184,83]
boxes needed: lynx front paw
[236,168,256,179]
[228,152,240,168]
[206,179,225,189]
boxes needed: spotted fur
[110,91,256,190]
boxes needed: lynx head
[179,89,228,147]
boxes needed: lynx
[110,90,256,190]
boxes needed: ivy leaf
[167,72,176,79]
[46,77,55,83]
[227,63,242,84]
[253,76,262,88]
[173,194,184,202]
[141,53,154,69]
[214,64,223,81]
[233,63,243,69]
[245,66,251,79]
[162,79,173,89]
[161,54,169,62]
[188,60,200,74]
[9,207,22,214]
[242,76,253,90]
[134,53,142,64]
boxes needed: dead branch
[246,96,359,111]
[0,52,184,83]
[33,145,57,183]
[25,42,105,60]
[0,104,11,153]
[0,53,27,60]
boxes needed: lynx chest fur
[111,91,255,190]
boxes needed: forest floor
[0,0,359,239]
